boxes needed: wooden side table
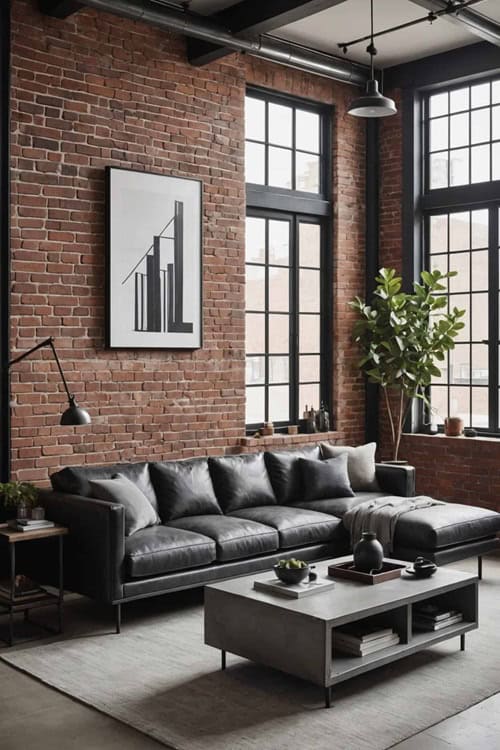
[0,524,68,646]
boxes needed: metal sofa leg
[115,603,121,634]
[478,556,483,581]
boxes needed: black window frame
[245,86,333,433]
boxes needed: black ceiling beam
[39,0,84,18]
[188,0,349,66]
[408,0,500,46]
[385,41,500,90]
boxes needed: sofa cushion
[89,474,159,536]
[50,462,158,511]
[298,454,354,503]
[294,491,388,518]
[168,515,278,562]
[393,502,500,551]
[264,445,322,505]
[320,442,380,492]
[150,458,222,522]
[230,505,341,549]
[208,453,276,513]
[125,526,216,579]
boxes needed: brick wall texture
[9,0,367,482]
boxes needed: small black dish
[405,563,437,578]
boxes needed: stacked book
[7,518,55,533]
[333,622,400,657]
[413,603,463,631]
[0,575,47,604]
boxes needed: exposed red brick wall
[9,0,367,482]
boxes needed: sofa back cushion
[208,453,276,513]
[50,462,158,511]
[89,474,160,536]
[320,442,380,492]
[150,458,222,522]
[264,445,321,505]
[298,454,355,503]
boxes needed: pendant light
[348,0,397,118]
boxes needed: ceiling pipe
[408,0,500,47]
[76,0,368,86]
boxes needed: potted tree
[350,268,465,462]
[0,481,38,522]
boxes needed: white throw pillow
[320,442,380,492]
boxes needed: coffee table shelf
[205,556,478,708]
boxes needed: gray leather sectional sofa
[39,444,500,631]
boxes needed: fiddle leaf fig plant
[0,481,38,509]
[350,268,465,461]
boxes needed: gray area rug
[2,557,500,750]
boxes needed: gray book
[254,577,336,599]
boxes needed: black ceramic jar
[353,531,384,573]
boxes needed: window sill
[404,432,500,445]
[238,430,340,452]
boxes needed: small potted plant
[0,481,38,521]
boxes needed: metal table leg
[58,534,64,634]
[8,543,15,647]
[460,633,465,651]
[325,686,332,708]
[221,649,226,670]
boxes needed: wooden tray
[328,560,406,585]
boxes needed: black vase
[353,531,384,573]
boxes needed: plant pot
[444,417,464,437]
[353,531,384,573]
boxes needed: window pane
[450,294,469,341]
[472,293,488,341]
[471,209,489,249]
[296,152,320,193]
[299,383,320,413]
[296,109,320,153]
[429,214,448,254]
[245,96,265,141]
[449,252,469,293]
[431,353,447,384]
[471,108,490,144]
[471,344,488,384]
[246,265,265,311]
[471,82,490,109]
[268,146,292,189]
[430,152,448,189]
[430,91,448,117]
[299,314,320,353]
[471,250,488,291]
[268,267,289,312]
[246,387,265,424]
[246,356,265,385]
[245,142,265,184]
[450,345,470,384]
[493,80,500,104]
[269,220,290,266]
[450,212,470,251]
[245,217,266,263]
[269,356,289,384]
[246,313,265,353]
[430,386,447,424]
[299,223,321,267]
[471,144,490,183]
[450,87,469,113]
[429,254,448,290]
[450,148,469,186]
[493,105,500,140]
[430,116,448,151]
[449,112,468,148]
[269,385,289,422]
[268,102,292,148]
[269,314,289,353]
[299,269,320,312]
[493,142,500,181]
[472,388,488,428]
[300,354,320,382]
[449,386,470,425]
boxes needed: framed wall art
[106,167,202,349]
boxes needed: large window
[244,90,331,429]
[423,76,500,433]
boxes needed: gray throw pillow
[320,442,380,492]
[298,454,354,502]
[90,474,160,536]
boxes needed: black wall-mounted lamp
[9,337,91,426]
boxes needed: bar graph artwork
[106,168,202,349]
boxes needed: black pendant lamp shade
[348,0,397,119]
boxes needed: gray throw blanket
[344,495,445,554]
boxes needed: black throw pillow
[298,453,355,503]
[150,458,222,522]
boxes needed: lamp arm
[8,337,73,404]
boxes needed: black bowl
[405,564,437,578]
[274,564,309,585]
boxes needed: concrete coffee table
[204,556,478,707]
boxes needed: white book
[334,633,400,657]
[413,613,463,631]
